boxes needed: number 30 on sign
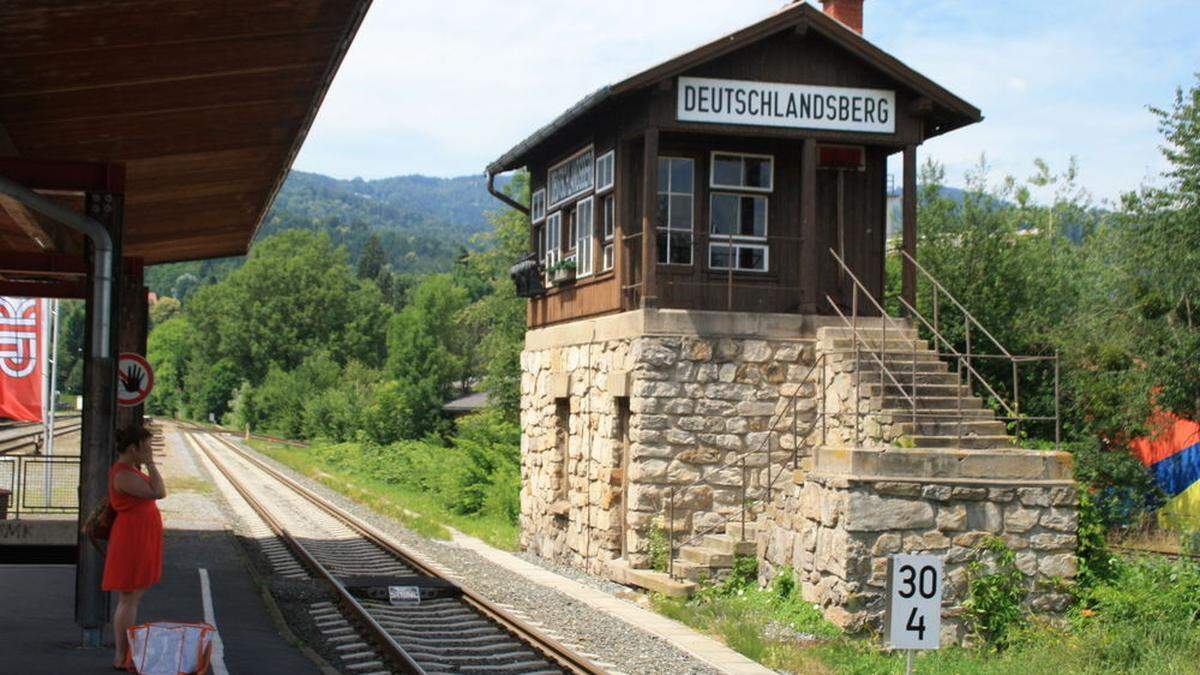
[886,554,943,650]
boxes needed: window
[601,194,615,271]
[596,150,615,194]
[708,152,771,273]
[710,242,769,272]
[575,197,594,277]
[548,146,595,207]
[531,188,546,223]
[545,211,562,270]
[656,157,694,265]
[711,152,773,191]
[536,224,545,262]
[710,193,767,239]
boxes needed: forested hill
[146,170,506,298]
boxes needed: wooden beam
[0,157,125,192]
[0,121,16,156]
[640,127,660,308]
[0,279,86,299]
[801,138,818,312]
[901,144,918,310]
[0,193,53,249]
[0,251,86,276]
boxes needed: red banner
[0,297,43,422]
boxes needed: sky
[292,0,1200,204]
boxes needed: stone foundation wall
[520,311,825,572]
[761,472,1078,643]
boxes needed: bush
[962,537,1026,647]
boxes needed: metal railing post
[932,287,940,356]
[1054,352,1061,451]
[852,285,861,448]
[740,458,747,541]
[668,488,675,578]
[1012,360,1021,441]
[956,358,964,449]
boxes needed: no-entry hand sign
[116,353,154,407]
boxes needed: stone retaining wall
[520,317,821,572]
[760,472,1078,643]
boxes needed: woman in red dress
[102,425,166,669]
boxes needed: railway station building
[488,0,1078,642]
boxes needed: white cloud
[294,0,1200,201]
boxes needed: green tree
[357,232,386,280]
[145,316,192,417]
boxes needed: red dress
[102,462,163,592]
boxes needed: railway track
[1109,543,1200,562]
[184,427,600,675]
[0,416,83,455]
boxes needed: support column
[115,258,147,431]
[639,127,659,308]
[801,138,818,312]
[901,144,918,311]
[76,191,122,647]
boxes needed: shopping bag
[124,621,216,675]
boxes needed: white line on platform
[199,567,230,675]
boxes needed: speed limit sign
[886,554,943,650]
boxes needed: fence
[0,455,80,518]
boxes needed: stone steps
[864,382,972,398]
[606,559,696,597]
[897,418,1008,436]
[906,434,1016,449]
[877,395,984,410]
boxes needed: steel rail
[0,419,84,455]
[188,430,424,674]
[191,426,601,675]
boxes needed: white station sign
[677,76,895,134]
[886,553,943,650]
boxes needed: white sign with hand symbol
[116,352,154,407]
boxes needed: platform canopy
[0,0,371,265]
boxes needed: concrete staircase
[819,324,1018,450]
[670,520,759,583]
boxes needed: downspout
[486,171,530,215]
[0,176,113,358]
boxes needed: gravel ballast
[191,430,723,675]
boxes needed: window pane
[670,159,693,193]
[603,244,614,270]
[710,194,738,236]
[603,196,614,238]
[669,195,692,230]
[739,246,766,271]
[669,232,692,264]
[656,230,670,264]
[744,157,771,189]
[656,194,670,229]
[712,155,741,187]
[658,158,670,192]
[738,196,767,237]
[710,243,732,269]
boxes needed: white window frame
[545,211,562,270]
[531,188,547,223]
[575,196,594,278]
[709,192,769,241]
[595,150,615,194]
[709,151,774,193]
[708,242,770,272]
[547,144,595,209]
[601,194,615,272]
[657,156,694,266]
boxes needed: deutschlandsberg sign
[677,76,895,134]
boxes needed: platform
[0,425,326,674]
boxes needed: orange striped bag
[124,621,216,674]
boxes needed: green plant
[546,259,577,275]
[1075,487,1117,589]
[962,536,1027,647]
[648,519,670,572]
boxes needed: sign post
[886,553,943,672]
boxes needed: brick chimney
[820,0,864,34]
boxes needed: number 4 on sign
[886,553,943,654]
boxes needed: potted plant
[547,259,577,285]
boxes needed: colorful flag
[0,296,43,422]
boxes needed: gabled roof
[487,1,981,175]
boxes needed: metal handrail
[895,248,1060,447]
[898,249,1012,358]
[665,355,824,579]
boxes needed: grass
[169,474,214,495]
[246,438,521,550]
[652,556,1200,674]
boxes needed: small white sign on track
[886,553,943,650]
[388,585,421,606]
